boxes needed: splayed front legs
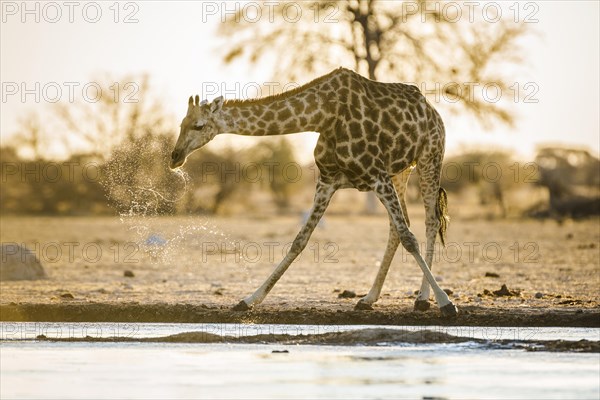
[232,180,337,311]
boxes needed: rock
[0,244,46,281]
[60,293,74,299]
[338,290,356,299]
[124,270,135,278]
[443,288,453,295]
[485,272,500,278]
[535,292,543,299]
[213,288,224,296]
[493,284,520,297]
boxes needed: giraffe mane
[223,67,351,107]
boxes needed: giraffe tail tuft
[437,187,450,247]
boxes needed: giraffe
[170,67,458,317]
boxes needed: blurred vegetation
[531,148,600,218]
[1,78,598,219]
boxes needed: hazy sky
[1,1,598,161]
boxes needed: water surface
[1,323,598,399]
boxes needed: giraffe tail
[437,187,449,247]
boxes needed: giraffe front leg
[232,181,337,311]
[355,221,399,310]
[373,178,457,317]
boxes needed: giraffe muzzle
[170,150,185,169]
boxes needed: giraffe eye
[193,123,205,131]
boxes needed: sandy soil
[1,214,599,326]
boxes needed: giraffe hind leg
[373,176,456,317]
[414,151,450,312]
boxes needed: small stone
[124,270,135,278]
[213,288,224,296]
[443,288,453,295]
[338,290,356,299]
[36,334,47,340]
[60,293,74,299]
[485,272,500,278]
[535,292,543,299]
[493,284,512,296]
[493,284,520,297]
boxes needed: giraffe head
[170,95,225,169]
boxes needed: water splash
[100,145,250,273]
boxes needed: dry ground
[1,213,599,326]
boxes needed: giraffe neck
[218,74,341,137]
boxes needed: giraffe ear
[187,96,194,114]
[211,96,224,113]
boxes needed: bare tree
[219,0,528,126]
[218,0,529,212]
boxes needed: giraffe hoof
[232,300,251,311]
[414,299,431,312]
[440,303,458,318]
[354,301,374,311]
